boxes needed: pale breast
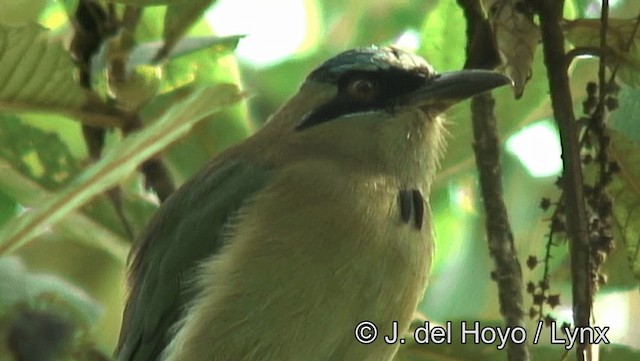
[162,159,433,361]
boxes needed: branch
[457,1,530,361]
[536,1,592,360]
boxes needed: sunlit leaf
[0,84,242,256]
[0,116,138,251]
[133,5,164,44]
[0,24,86,112]
[0,115,80,189]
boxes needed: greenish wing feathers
[116,160,272,361]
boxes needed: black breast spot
[398,188,424,230]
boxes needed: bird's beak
[407,70,512,113]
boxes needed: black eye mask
[296,69,428,131]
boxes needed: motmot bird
[115,47,510,361]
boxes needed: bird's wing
[115,159,272,361]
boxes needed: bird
[115,46,510,361]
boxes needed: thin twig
[597,0,609,115]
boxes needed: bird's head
[256,47,510,182]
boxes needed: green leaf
[0,189,17,227]
[609,88,640,287]
[609,131,640,285]
[0,157,129,263]
[564,18,640,87]
[158,0,217,61]
[0,116,139,251]
[0,0,48,25]
[0,84,242,256]
[136,5,166,42]
[0,115,81,190]
[610,85,640,143]
[0,23,86,112]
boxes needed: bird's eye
[347,78,379,102]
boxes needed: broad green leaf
[599,89,640,287]
[0,0,48,25]
[562,0,577,19]
[0,23,86,112]
[20,113,88,159]
[159,0,217,61]
[611,85,640,143]
[0,115,80,190]
[0,84,242,256]
[0,189,17,226]
[564,18,640,87]
[0,157,129,262]
[0,116,145,243]
[609,131,640,285]
[136,5,166,42]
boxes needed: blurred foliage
[0,0,638,360]
[565,17,640,87]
